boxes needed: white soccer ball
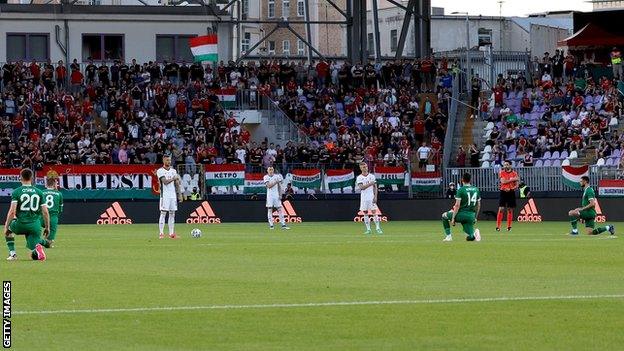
[191,228,202,238]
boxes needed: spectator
[417,142,431,169]
[446,182,457,199]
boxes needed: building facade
[0,4,231,64]
[591,0,624,10]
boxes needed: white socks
[159,211,166,234]
[168,211,175,234]
[363,215,371,230]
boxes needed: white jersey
[264,174,283,208]
[357,173,376,201]
[157,167,178,199]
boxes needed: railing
[444,166,623,193]
[264,95,310,144]
[442,77,459,168]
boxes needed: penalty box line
[14,294,624,316]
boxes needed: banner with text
[375,166,406,186]
[410,171,442,192]
[598,180,624,197]
[244,173,266,194]
[42,165,159,199]
[205,164,245,187]
[291,169,322,189]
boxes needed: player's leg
[41,216,58,248]
[584,217,612,235]
[267,206,274,229]
[361,200,372,234]
[167,211,177,238]
[441,210,453,241]
[25,223,46,261]
[458,212,478,241]
[158,210,167,238]
[371,206,382,234]
[496,206,504,231]
[6,219,17,260]
[568,210,580,235]
[276,202,289,230]
[506,194,516,231]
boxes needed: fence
[435,49,531,94]
[444,165,623,193]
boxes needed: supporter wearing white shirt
[388,114,400,128]
[571,117,582,129]
[235,145,246,163]
[541,73,552,82]
[581,126,591,138]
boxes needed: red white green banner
[189,35,218,62]
[375,166,406,186]
[215,87,237,109]
[244,173,266,194]
[291,169,322,189]
[205,164,245,187]
[598,179,624,197]
[562,165,589,189]
[42,165,159,199]
[325,169,355,189]
[410,171,442,192]
[0,169,45,196]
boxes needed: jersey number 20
[19,194,41,212]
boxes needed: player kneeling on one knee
[442,173,481,242]
[568,176,615,236]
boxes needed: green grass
[4,221,624,350]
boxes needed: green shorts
[9,219,43,250]
[41,215,59,241]
[445,210,476,236]
[579,211,596,229]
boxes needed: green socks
[6,236,15,252]
[569,217,578,231]
[442,218,451,235]
[592,226,610,235]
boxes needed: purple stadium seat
[552,151,560,159]
[552,159,562,167]
[535,159,543,167]
[543,151,552,159]
[543,159,552,167]
[560,151,569,159]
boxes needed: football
[191,228,202,238]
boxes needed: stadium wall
[1,198,621,224]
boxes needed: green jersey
[580,186,597,218]
[11,185,45,223]
[41,188,63,216]
[455,184,481,213]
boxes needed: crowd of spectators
[0,57,453,173]
[459,49,624,169]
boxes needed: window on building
[282,0,290,18]
[282,40,291,54]
[478,28,492,46]
[242,32,251,53]
[268,41,276,55]
[268,0,275,18]
[297,0,305,17]
[297,39,305,55]
[390,29,398,52]
[82,34,123,61]
[6,34,49,62]
[367,33,374,56]
[156,35,195,62]
[241,0,249,20]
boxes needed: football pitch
[4,221,624,350]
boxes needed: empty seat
[543,159,552,167]
[596,158,606,166]
[481,161,490,168]
[535,159,543,167]
[610,117,619,126]
[560,151,569,159]
[552,159,562,167]
[569,150,578,159]
[480,152,491,161]
[561,159,571,166]
[484,122,494,131]
[605,158,615,166]
[552,151,560,159]
[483,145,492,153]
[543,151,552,159]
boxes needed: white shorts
[160,197,178,212]
[359,199,379,213]
[266,196,282,208]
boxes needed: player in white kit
[264,167,290,230]
[156,155,182,239]
[356,162,383,235]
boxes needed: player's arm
[450,198,461,225]
[577,198,596,212]
[475,199,481,222]
[159,176,177,185]
[373,182,378,204]
[357,181,374,190]
[41,205,50,238]
[59,193,64,214]
[265,180,276,189]
[3,201,17,236]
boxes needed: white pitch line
[13,294,624,316]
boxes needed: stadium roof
[510,17,573,32]
[0,3,227,17]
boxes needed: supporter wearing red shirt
[413,118,425,143]
[493,85,504,105]
[240,128,251,144]
[316,60,330,85]
[572,93,584,108]
[175,100,187,117]
[70,69,83,86]
[56,62,67,87]
[30,61,41,83]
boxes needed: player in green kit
[441,173,482,242]
[4,168,50,261]
[568,176,616,236]
[41,172,63,248]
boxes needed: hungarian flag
[326,169,354,190]
[244,173,266,194]
[411,171,442,192]
[291,169,321,189]
[189,35,218,62]
[215,87,237,109]
[561,165,589,189]
[375,166,405,186]
[205,164,245,187]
